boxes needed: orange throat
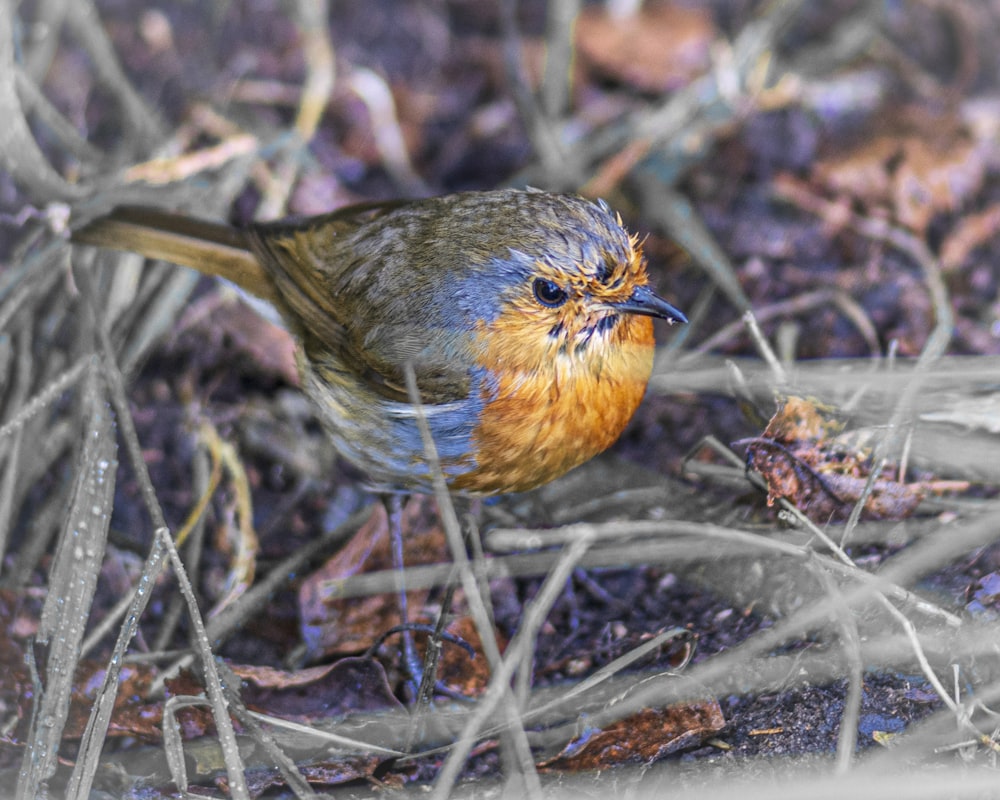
[452,314,655,495]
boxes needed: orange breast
[451,314,655,495]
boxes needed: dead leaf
[893,136,984,232]
[538,699,724,770]
[0,610,164,746]
[939,202,1000,271]
[298,496,449,658]
[760,395,843,442]
[209,301,299,385]
[576,2,714,92]
[422,616,506,697]
[807,108,986,234]
[743,396,925,522]
[234,658,403,720]
[240,755,384,796]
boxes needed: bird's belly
[301,340,653,496]
[451,347,654,495]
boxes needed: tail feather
[72,206,279,306]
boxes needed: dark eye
[532,278,567,307]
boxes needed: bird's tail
[72,205,279,306]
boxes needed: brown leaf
[745,397,925,522]
[576,2,714,92]
[817,471,923,520]
[234,657,402,720]
[68,661,163,741]
[164,668,216,739]
[422,616,507,698]
[298,496,449,658]
[240,755,384,796]
[539,699,724,770]
[0,614,163,745]
[760,395,842,443]
[209,301,299,385]
[939,202,1000,271]
[892,137,983,233]
[807,108,986,234]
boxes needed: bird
[74,188,687,691]
[72,188,687,498]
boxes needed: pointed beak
[612,284,687,325]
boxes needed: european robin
[73,188,686,496]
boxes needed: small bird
[73,188,686,496]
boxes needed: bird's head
[466,196,686,382]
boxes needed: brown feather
[72,206,279,307]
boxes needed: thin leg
[384,493,421,697]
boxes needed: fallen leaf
[298,496,449,658]
[743,396,926,522]
[807,108,986,234]
[576,2,714,92]
[235,657,403,720]
[939,202,1000,271]
[210,301,299,385]
[423,616,506,697]
[538,699,724,770]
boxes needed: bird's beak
[612,284,687,325]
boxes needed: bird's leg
[384,492,423,698]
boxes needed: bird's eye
[532,278,568,308]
